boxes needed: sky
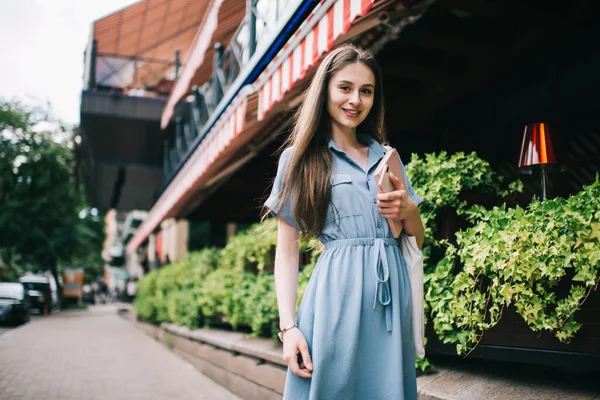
[0,0,139,126]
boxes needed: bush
[427,176,600,355]
[135,152,518,343]
[134,220,317,337]
[134,269,159,322]
[135,153,597,364]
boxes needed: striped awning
[126,0,381,252]
[160,0,246,129]
[255,0,377,120]
[126,88,249,254]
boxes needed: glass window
[0,283,25,300]
[254,0,303,51]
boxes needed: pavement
[0,305,241,400]
[4,304,597,400]
[418,356,600,400]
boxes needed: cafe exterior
[80,0,599,375]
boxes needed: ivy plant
[405,151,522,264]
[427,176,600,355]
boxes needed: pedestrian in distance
[264,44,425,399]
[126,278,137,303]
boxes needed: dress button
[377,221,382,228]
[373,198,377,204]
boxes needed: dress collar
[328,133,388,173]
[327,133,387,159]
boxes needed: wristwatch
[278,323,298,342]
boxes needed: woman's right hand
[282,327,313,378]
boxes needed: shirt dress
[265,133,423,400]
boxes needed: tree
[0,99,104,289]
[66,207,106,284]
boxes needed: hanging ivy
[404,152,523,263]
[427,176,600,355]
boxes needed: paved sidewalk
[418,357,599,400]
[0,305,240,400]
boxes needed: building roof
[92,0,211,89]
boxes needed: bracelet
[277,323,298,342]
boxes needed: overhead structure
[79,0,211,211]
[126,0,391,252]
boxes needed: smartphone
[378,165,394,193]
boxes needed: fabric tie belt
[323,237,399,332]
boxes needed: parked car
[19,274,59,314]
[0,282,31,325]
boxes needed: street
[0,305,241,400]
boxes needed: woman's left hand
[376,172,418,221]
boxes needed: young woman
[264,44,424,399]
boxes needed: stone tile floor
[0,305,240,400]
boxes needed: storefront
[128,0,600,244]
[87,0,599,366]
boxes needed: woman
[264,44,424,399]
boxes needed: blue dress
[265,133,423,400]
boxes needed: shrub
[135,153,597,364]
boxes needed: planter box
[426,291,600,373]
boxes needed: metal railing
[161,0,304,185]
[84,39,177,97]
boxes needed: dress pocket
[331,173,352,186]
[326,173,363,223]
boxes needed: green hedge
[134,153,514,334]
[135,152,599,369]
[134,220,321,338]
[427,176,600,355]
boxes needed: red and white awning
[127,0,381,253]
[126,88,249,254]
[255,0,377,120]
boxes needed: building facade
[81,0,600,364]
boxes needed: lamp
[518,122,560,200]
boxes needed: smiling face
[326,61,376,135]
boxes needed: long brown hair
[268,44,387,236]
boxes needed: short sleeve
[264,147,301,229]
[400,157,423,206]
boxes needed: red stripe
[280,63,286,94]
[312,23,319,62]
[289,57,294,87]
[258,91,262,120]
[232,112,237,137]
[264,83,270,115]
[278,65,284,100]
[327,6,335,49]
[362,0,372,14]
[343,0,352,33]
[299,40,307,79]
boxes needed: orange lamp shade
[156,233,163,262]
[518,122,559,171]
